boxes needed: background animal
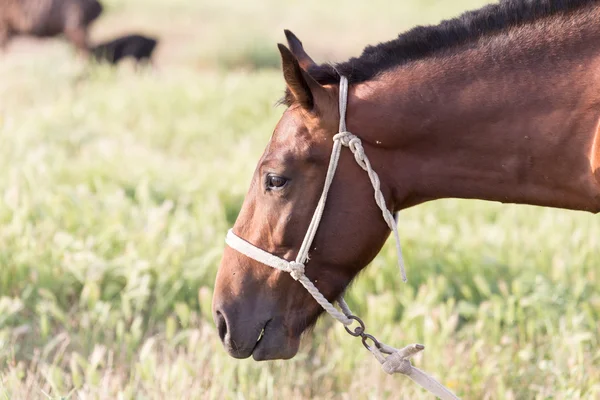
[0,0,103,53]
[91,34,158,65]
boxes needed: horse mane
[306,0,599,86]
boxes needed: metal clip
[344,315,382,351]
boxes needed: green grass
[1,0,600,399]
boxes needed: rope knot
[334,131,358,147]
[288,262,305,281]
[381,353,414,375]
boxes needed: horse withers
[213,0,600,364]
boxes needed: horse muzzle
[212,295,300,360]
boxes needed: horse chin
[251,321,301,361]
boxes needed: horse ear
[284,30,316,70]
[277,43,325,110]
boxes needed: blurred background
[1,0,599,398]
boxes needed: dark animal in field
[0,0,103,53]
[91,34,158,66]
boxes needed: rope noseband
[225,76,460,400]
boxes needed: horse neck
[347,26,600,213]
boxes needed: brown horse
[0,0,103,53]
[213,0,600,363]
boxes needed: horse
[91,34,158,66]
[0,0,103,54]
[212,0,600,384]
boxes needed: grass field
[1,0,600,399]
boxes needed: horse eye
[266,174,288,190]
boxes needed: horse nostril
[215,310,228,342]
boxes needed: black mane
[308,0,598,85]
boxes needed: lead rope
[336,76,406,282]
[225,76,460,400]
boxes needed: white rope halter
[225,76,460,400]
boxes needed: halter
[225,76,460,400]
